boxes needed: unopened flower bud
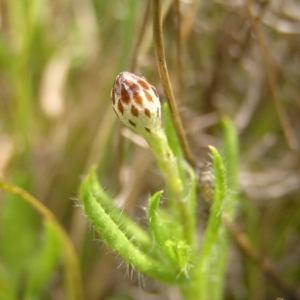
[111,72,186,225]
[111,72,161,136]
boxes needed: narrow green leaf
[148,190,166,247]
[148,191,191,267]
[193,146,227,300]
[190,119,240,300]
[222,117,239,219]
[80,173,187,285]
[203,118,240,299]
[184,163,197,249]
[89,168,153,253]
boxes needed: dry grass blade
[173,0,185,105]
[130,0,151,73]
[246,0,300,169]
[152,0,195,168]
[224,216,300,300]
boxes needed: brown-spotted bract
[111,72,161,135]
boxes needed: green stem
[144,128,192,244]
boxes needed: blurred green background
[0,0,300,299]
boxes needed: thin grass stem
[152,0,195,168]
[246,1,300,168]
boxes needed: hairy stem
[144,128,193,244]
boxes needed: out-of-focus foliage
[0,0,300,299]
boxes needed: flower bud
[111,72,161,135]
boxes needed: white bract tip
[111,72,161,135]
